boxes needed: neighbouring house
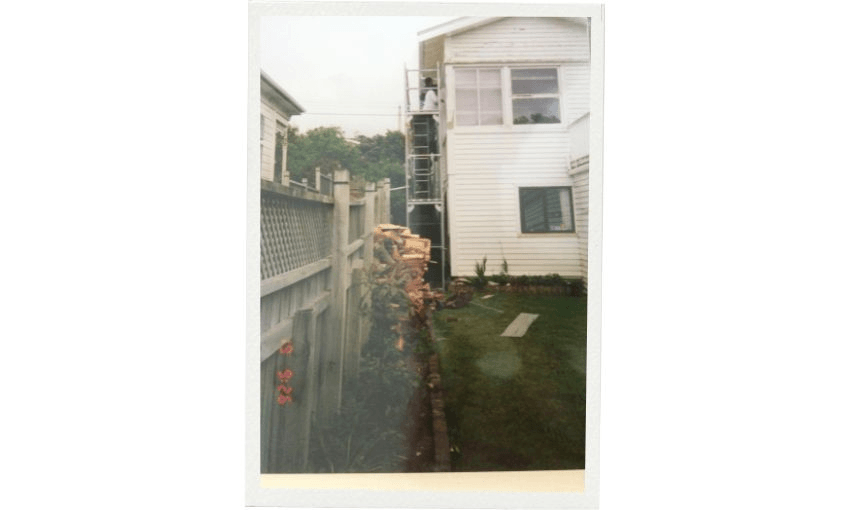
[412,17,591,283]
[261,71,306,184]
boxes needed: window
[511,68,561,124]
[519,187,574,233]
[455,68,502,126]
[260,115,266,161]
[273,123,287,183]
[454,66,563,127]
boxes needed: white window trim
[514,183,577,236]
[510,67,563,126]
[454,66,504,127]
[451,64,567,132]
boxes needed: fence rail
[260,172,390,473]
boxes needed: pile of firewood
[370,225,444,349]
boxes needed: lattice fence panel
[261,192,333,280]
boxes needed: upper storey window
[511,68,561,124]
[455,68,502,126]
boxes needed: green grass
[433,292,587,471]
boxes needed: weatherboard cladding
[447,131,581,278]
[569,158,590,284]
[260,102,278,182]
[445,17,589,63]
[440,17,590,278]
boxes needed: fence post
[382,178,391,223]
[375,180,385,225]
[314,167,321,192]
[344,269,363,382]
[364,182,376,270]
[325,169,350,417]
[273,307,314,472]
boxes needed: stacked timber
[371,225,444,346]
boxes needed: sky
[261,16,454,138]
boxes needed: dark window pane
[513,98,561,124]
[520,189,546,232]
[520,187,574,233]
[545,190,563,225]
[274,131,284,182]
[511,68,559,94]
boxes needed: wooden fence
[260,171,391,473]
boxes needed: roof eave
[260,71,306,116]
[417,17,501,42]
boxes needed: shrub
[470,256,488,289]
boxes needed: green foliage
[505,274,586,296]
[356,131,404,183]
[513,113,560,125]
[470,256,488,289]
[490,258,510,286]
[287,126,408,223]
[307,348,418,473]
[306,231,427,473]
[354,131,406,225]
[286,126,363,184]
[286,126,404,193]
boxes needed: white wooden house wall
[445,17,589,64]
[260,73,304,184]
[569,113,590,284]
[260,101,290,183]
[436,17,591,277]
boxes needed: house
[410,17,591,283]
[260,71,306,184]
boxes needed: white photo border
[247,3,604,507]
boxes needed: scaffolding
[404,66,447,289]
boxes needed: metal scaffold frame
[404,66,447,289]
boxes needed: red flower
[279,342,294,356]
[276,385,293,395]
[277,394,292,405]
[276,369,294,381]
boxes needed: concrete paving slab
[500,312,540,337]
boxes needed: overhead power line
[304,112,400,117]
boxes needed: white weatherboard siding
[445,17,589,63]
[568,114,590,283]
[447,130,582,277]
[569,159,589,283]
[260,101,289,183]
[562,63,590,127]
[429,17,591,278]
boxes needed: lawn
[433,291,587,471]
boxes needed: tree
[286,127,407,224]
[355,131,406,224]
[286,126,363,184]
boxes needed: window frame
[453,67,504,127]
[273,121,288,183]
[510,67,562,125]
[451,64,566,131]
[518,186,576,234]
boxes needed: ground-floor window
[519,187,575,233]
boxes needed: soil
[404,354,436,472]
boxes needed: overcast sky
[261,16,454,138]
